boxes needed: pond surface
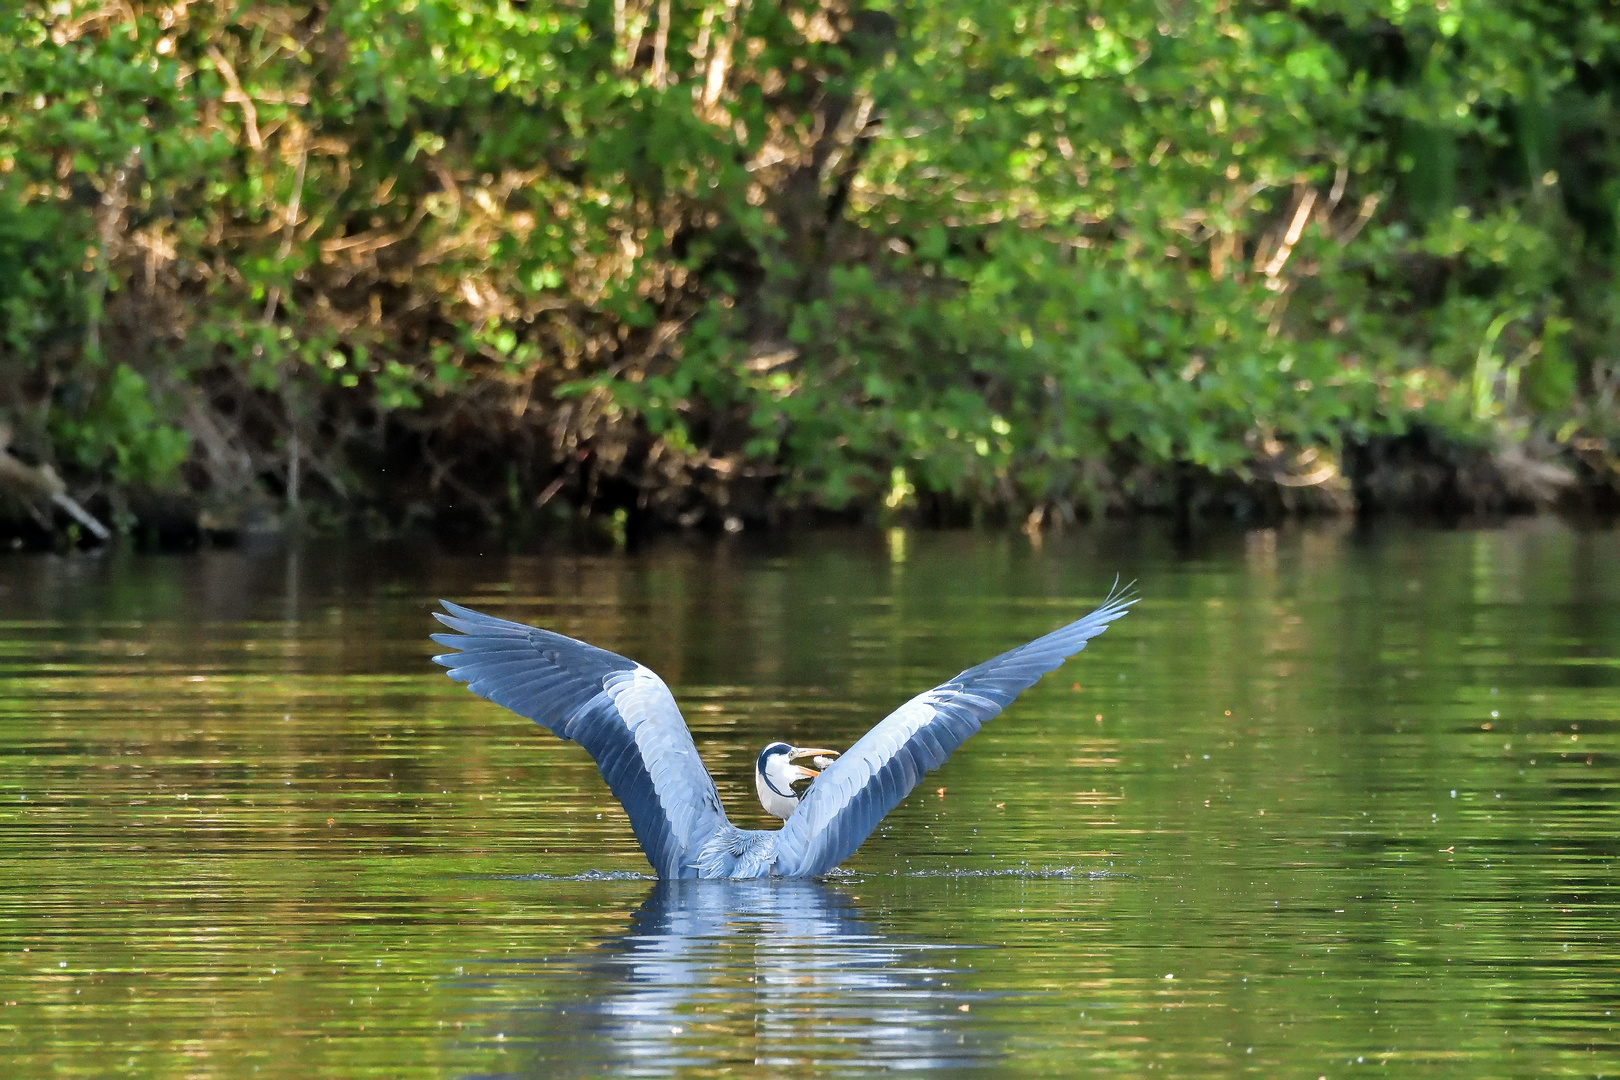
[0,521,1617,1076]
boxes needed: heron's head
[755,742,840,820]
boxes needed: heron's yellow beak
[788,746,840,778]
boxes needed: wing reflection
[458,879,996,1075]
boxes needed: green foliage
[52,365,191,486]
[0,0,1615,520]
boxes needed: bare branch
[651,0,671,88]
[206,45,263,151]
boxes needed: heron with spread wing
[431,582,1134,878]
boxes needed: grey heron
[431,581,1134,878]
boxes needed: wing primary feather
[429,603,730,878]
[775,582,1135,877]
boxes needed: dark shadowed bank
[1,1,1619,550]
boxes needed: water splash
[481,869,657,882]
[903,865,1127,880]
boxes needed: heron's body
[431,582,1134,878]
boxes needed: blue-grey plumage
[431,580,1135,879]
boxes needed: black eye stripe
[756,742,791,776]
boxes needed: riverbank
[2,420,1615,553]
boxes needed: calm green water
[1,522,1617,1076]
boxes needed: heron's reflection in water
[463,878,997,1075]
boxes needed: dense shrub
[1,1,1617,534]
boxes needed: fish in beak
[787,746,840,793]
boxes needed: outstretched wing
[430,601,729,878]
[772,581,1136,877]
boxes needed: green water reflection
[0,522,1616,1076]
